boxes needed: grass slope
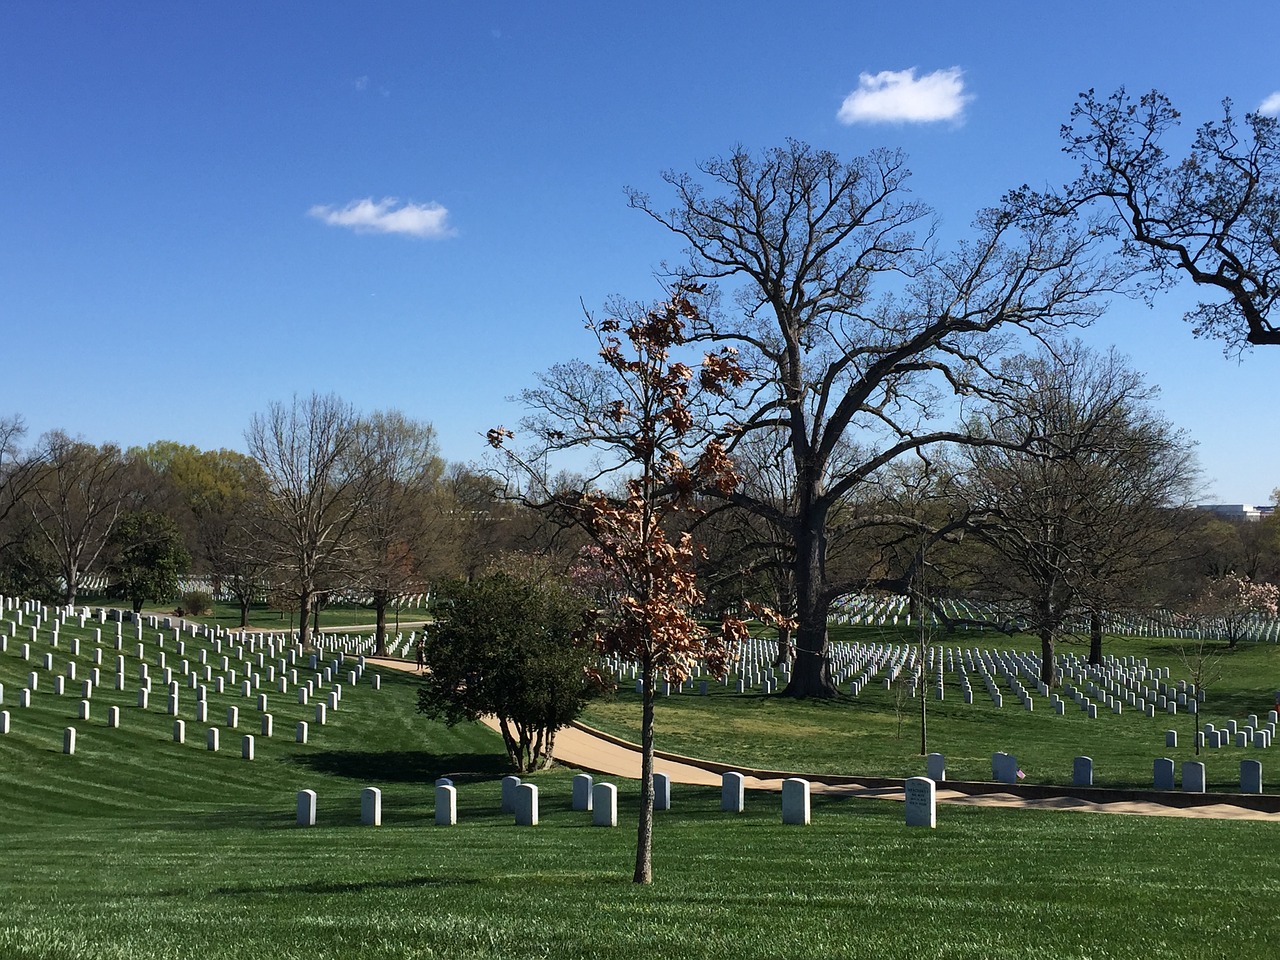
[584,629,1280,790]
[0,610,1277,958]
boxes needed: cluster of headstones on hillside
[604,638,1277,745]
[0,594,386,756]
[829,594,1280,643]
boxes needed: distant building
[1198,503,1272,522]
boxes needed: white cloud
[308,197,454,239]
[354,75,369,92]
[837,67,972,124]
[1260,91,1280,116]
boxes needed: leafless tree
[0,415,45,552]
[960,341,1200,685]
[245,393,372,650]
[26,430,130,604]
[353,410,445,655]
[629,140,1117,696]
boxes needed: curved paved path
[369,656,1279,822]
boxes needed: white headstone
[721,771,745,813]
[242,734,255,760]
[361,786,382,826]
[653,771,671,811]
[500,775,522,813]
[1181,761,1206,793]
[173,719,185,743]
[1240,760,1263,795]
[926,753,946,781]
[904,776,936,828]
[1073,756,1093,787]
[515,783,539,826]
[592,782,618,827]
[296,721,309,744]
[572,773,593,811]
[262,713,273,738]
[63,726,76,755]
[207,728,220,752]
[297,789,317,826]
[435,784,457,826]
[1153,757,1175,790]
[781,777,811,825]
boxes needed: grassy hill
[1,603,1277,959]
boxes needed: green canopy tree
[416,573,601,772]
[107,511,191,613]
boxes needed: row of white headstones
[293,772,942,830]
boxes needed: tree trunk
[1039,625,1057,687]
[373,589,389,657]
[239,597,250,629]
[781,522,838,698]
[772,626,794,668]
[1088,608,1104,666]
[633,661,656,884]
[298,589,313,651]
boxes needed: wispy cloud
[837,67,972,124]
[354,75,369,92]
[1260,91,1280,116]
[308,198,454,239]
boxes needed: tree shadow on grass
[289,749,511,784]
[210,875,484,897]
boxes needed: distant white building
[1198,503,1274,522]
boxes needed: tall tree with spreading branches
[628,140,1117,697]
[491,284,751,884]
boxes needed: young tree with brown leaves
[491,284,751,884]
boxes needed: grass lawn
[1,608,1278,958]
[128,600,431,634]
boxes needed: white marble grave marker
[242,734,255,760]
[515,783,539,826]
[207,728,220,752]
[1240,760,1263,795]
[653,772,672,811]
[572,773,593,811]
[173,719,185,743]
[592,783,617,827]
[435,784,457,826]
[296,721,308,743]
[500,775,522,813]
[297,789,317,826]
[361,786,381,826]
[1182,761,1206,793]
[781,778,811,825]
[926,752,946,782]
[904,776,936,828]
[721,771,745,813]
[1073,756,1093,787]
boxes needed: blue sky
[2,1,1277,503]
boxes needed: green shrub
[180,589,213,617]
